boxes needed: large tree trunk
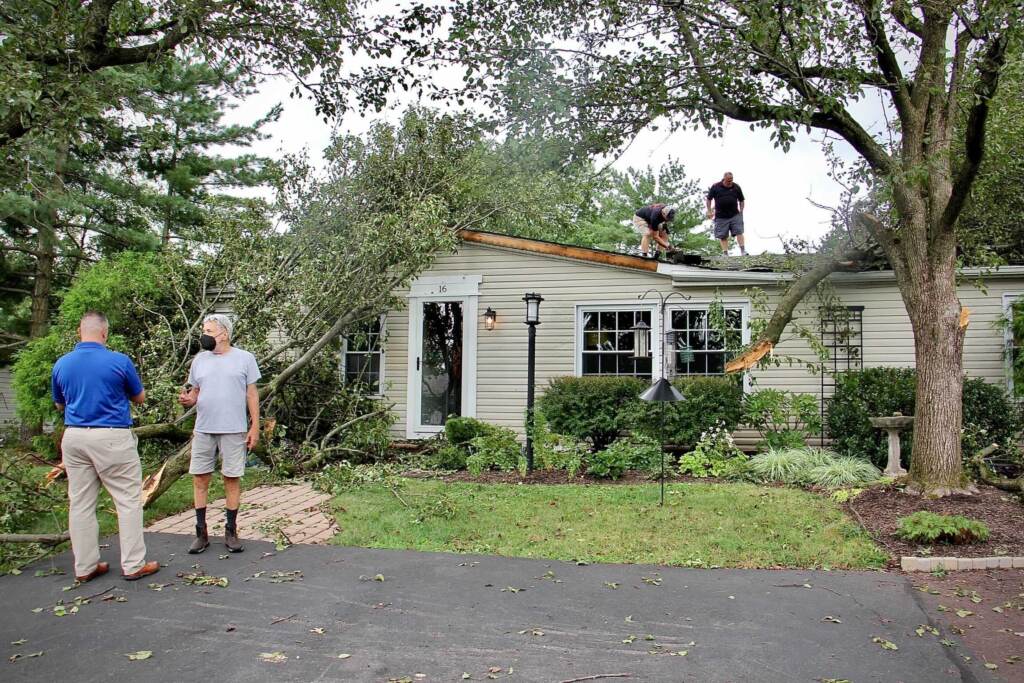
[904,297,972,495]
[893,215,975,496]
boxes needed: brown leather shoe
[188,525,209,554]
[75,561,109,583]
[224,527,244,553]
[122,560,160,581]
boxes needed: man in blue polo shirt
[51,311,160,582]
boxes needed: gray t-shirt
[188,347,261,434]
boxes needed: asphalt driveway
[0,533,991,682]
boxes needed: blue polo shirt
[51,342,144,427]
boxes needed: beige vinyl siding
[384,241,1024,440]
[754,278,1019,396]
[384,243,673,437]
[0,367,16,425]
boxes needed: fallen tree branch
[0,532,70,544]
[972,444,1023,492]
[558,675,633,683]
[727,248,869,373]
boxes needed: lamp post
[632,289,690,505]
[523,292,543,473]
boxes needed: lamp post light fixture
[524,292,543,324]
[483,307,497,331]
[523,293,544,473]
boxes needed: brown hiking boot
[188,525,209,554]
[122,561,160,581]
[224,527,244,553]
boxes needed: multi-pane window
[343,317,385,394]
[580,309,653,378]
[668,306,744,376]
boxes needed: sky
[227,76,868,255]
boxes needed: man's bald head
[79,311,109,343]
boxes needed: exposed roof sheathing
[458,229,659,272]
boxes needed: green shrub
[743,389,821,450]
[538,376,647,450]
[586,439,632,479]
[629,376,745,449]
[445,416,495,446]
[534,415,585,477]
[826,368,1024,467]
[895,511,990,545]
[425,444,469,471]
[806,457,882,488]
[677,422,747,478]
[749,447,837,484]
[466,426,523,475]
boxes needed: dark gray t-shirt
[188,348,261,434]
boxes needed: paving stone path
[146,483,337,545]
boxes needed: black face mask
[199,334,217,351]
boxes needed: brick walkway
[146,483,338,545]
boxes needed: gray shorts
[714,214,744,239]
[190,432,246,478]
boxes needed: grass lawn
[331,479,888,570]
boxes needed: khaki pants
[63,428,147,576]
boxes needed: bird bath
[869,415,914,477]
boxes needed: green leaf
[871,637,898,651]
[124,651,153,660]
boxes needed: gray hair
[80,311,109,335]
[203,313,234,340]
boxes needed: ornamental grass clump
[748,447,879,488]
[895,511,990,545]
[749,447,830,484]
[807,457,882,488]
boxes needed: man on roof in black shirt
[706,172,747,256]
[632,203,676,259]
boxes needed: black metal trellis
[820,306,864,444]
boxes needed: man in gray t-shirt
[178,314,261,554]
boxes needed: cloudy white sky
[229,75,872,255]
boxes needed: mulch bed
[910,569,1024,679]
[846,483,1024,563]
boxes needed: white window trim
[406,275,481,438]
[667,298,752,392]
[341,314,386,399]
[574,302,661,378]
[1002,292,1022,396]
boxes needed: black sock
[195,506,207,528]
[225,507,238,531]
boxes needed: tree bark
[893,215,976,496]
[28,142,66,339]
[0,532,70,544]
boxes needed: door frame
[406,276,480,438]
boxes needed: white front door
[407,279,479,437]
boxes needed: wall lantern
[523,292,543,325]
[483,307,497,331]
[631,320,651,359]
